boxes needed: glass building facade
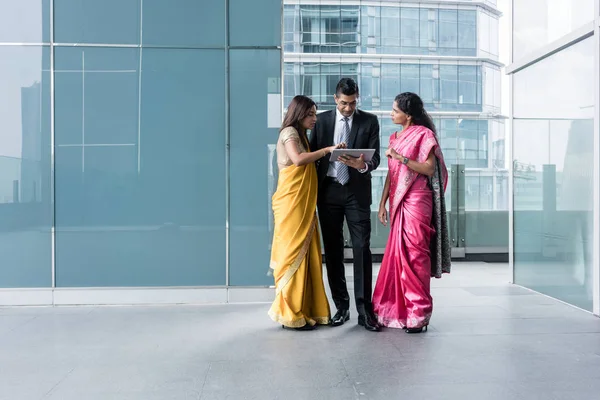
[0,0,282,303]
[283,0,507,254]
[509,0,600,314]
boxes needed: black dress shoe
[281,324,315,331]
[358,314,381,332]
[331,309,350,327]
[294,324,316,331]
[406,325,428,334]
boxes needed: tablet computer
[329,149,375,162]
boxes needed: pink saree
[373,125,449,329]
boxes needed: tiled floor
[1,262,600,400]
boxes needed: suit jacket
[309,109,381,206]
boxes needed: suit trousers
[318,178,373,316]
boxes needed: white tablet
[329,149,375,162]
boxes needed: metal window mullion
[592,0,600,315]
[50,0,56,291]
[225,0,231,288]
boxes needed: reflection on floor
[1,262,599,400]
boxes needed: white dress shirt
[327,109,368,178]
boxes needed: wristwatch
[402,156,409,165]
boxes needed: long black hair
[281,95,316,148]
[394,92,437,135]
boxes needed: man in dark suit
[309,78,381,332]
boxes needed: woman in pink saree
[373,92,451,333]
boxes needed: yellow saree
[268,144,331,328]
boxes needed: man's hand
[338,154,367,170]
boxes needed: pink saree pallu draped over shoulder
[373,125,451,329]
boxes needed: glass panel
[229,49,281,286]
[439,119,458,165]
[230,0,281,47]
[340,5,360,53]
[359,63,374,109]
[54,47,140,146]
[371,132,391,248]
[438,9,458,55]
[142,0,225,47]
[380,7,400,54]
[440,64,458,109]
[489,13,499,58]
[381,64,400,106]
[321,5,341,53]
[54,0,140,44]
[513,120,549,211]
[284,5,300,53]
[360,6,380,54]
[0,0,50,43]
[439,118,457,244]
[400,8,420,54]
[463,118,509,248]
[400,64,420,94]
[458,65,478,110]
[457,10,477,56]
[458,119,485,168]
[342,64,359,84]
[419,64,439,109]
[478,11,492,58]
[513,0,595,60]
[420,9,438,54]
[321,63,342,110]
[300,63,321,104]
[513,38,595,311]
[477,66,483,106]
[465,171,481,210]
[285,4,495,57]
[283,63,297,106]
[514,40,595,119]
[0,46,51,287]
[380,119,397,141]
[300,5,321,53]
[54,47,226,287]
[482,64,500,113]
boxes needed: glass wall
[378,118,501,171]
[0,1,52,288]
[513,0,596,60]
[284,4,483,57]
[284,0,507,254]
[284,61,485,112]
[0,0,50,43]
[229,49,281,286]
[512,38,595,311]
[372,117,507,249]
[478,8,500,59]
[0,45,52,288]
[0,0,281,289]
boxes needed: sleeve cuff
[358,163,370,173]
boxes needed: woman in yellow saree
[269,95,344,330]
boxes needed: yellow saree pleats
[268,162,331,328]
